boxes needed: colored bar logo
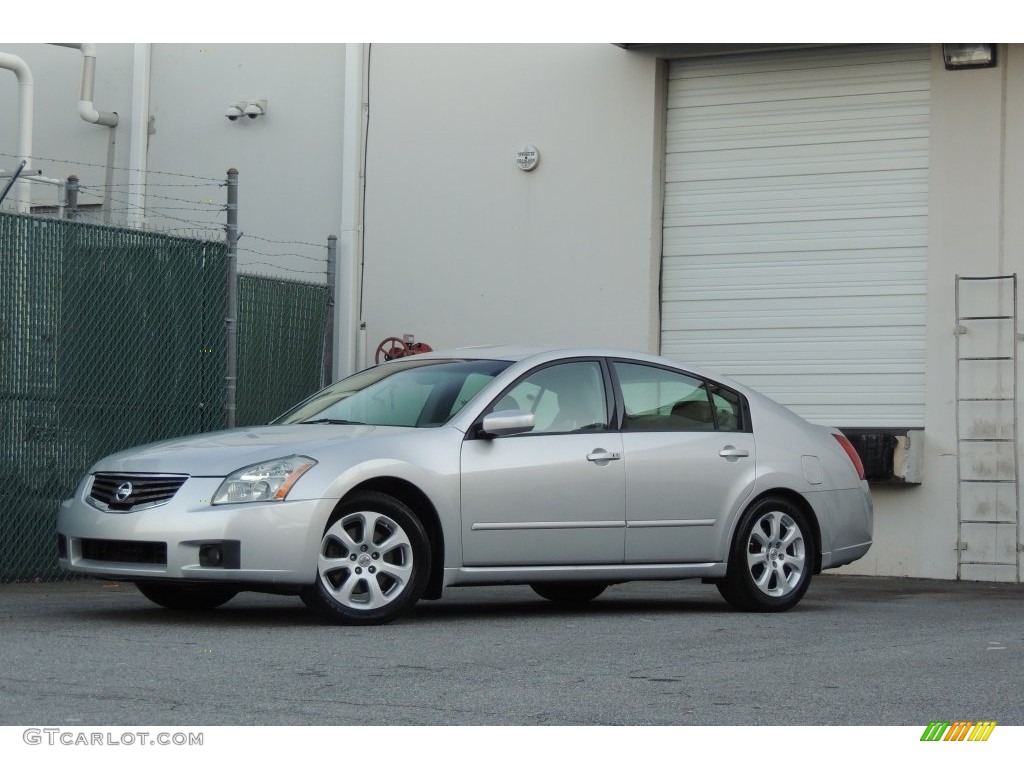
[920,721,997,741]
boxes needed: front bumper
[56,475,337,587]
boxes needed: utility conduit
[51,43,118,127]
[0,51,34,213]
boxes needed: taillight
[833,433,866,481]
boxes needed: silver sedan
[56,347,872,624]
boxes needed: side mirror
[479,409,535,438]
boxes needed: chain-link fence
[237,274,329,426]
[0,212,329,581]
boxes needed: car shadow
[69,602,324,628]
[413,595,729,620]
[408,593,832,623]
[62,582,832,628]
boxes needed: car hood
[91,424,419,477]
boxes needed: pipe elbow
[0,52,34,86]
[53,44,118,127]
[78,99,118,127]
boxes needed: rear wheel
[135,582,238,610]
[717,496,815,612]
[530,582,607,603]
[301,491,431,625]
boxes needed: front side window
[493,361,609,434]
[615,362,742,432]
[275,358,512,428]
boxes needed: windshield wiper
[299,418,366,425]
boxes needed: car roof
[419,344,644,363]
[414,345,750,391]
[441,344,560,361]
[389,344,818,431]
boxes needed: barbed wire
[104,205,222,215]
[5,151,332,274]
[240,261,328,278]
[142,191,224,207]
[236,244,328,264]
[73,186,330,275]
[83,181,228,189]
[236,256,325,276]
[241,233,331,250]
[0,151,225,184]
[79,185,224,234]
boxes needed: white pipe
[0,169,67,212]
[358,323,367,372]
[338,43,368,378]
[0,52,34,213]
[51,43,119,127]
[127,43,151,228]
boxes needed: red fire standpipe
[374,334,433,364]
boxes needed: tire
[301,491,431,625]
[530,582,607,603]
[717,496,815,612]
[135,582,238,610]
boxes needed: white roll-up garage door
[660,45,930,427]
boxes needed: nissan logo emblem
[115,482,134,502]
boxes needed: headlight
[212,455,317,505]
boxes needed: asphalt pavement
[1,574,1021,726]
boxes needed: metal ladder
[954,274,1020,582]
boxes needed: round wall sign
[515,145,540,172]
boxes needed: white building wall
[0,43,347,282]
[146,44,346,279]
[360,44,663,358]
[843,45,1024,581]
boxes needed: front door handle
[587,449,622,463]
[719,446,750,459]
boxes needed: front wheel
[717,496,815,612]
[135,582,238,610]
[301,491,431,625]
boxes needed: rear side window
[613,362,744,432]
[709,384,743,431]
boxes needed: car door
[460,359,626,566]
[611,361,756,564]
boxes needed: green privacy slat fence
[0,213,328,582]
[236,274,328,426]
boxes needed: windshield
[275,358,512,428]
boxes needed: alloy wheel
[745,509,806,598]
[318,509,414,610]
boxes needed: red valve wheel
[375,336,410,364]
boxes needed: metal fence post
[66,175,79,221]
[225,168,239,429]
[323,235,337,386]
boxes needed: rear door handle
[719,446,750,459]
[587,450,622,462]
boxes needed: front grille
[89,473,188,512]
[80,538,168,565]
